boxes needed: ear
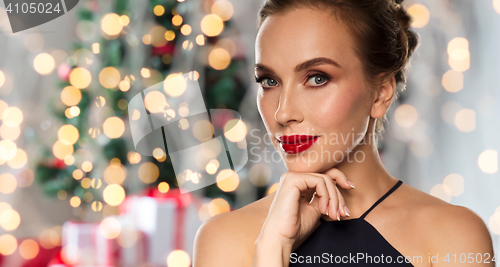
[371,74,396,119]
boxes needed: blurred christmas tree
[33,0,249,218]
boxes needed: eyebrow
[255,57,343,74]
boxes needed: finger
[334,185,349,218]
[301,176,330,215]
[323,167,355,190]
[309,173,339,221]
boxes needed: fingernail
[348,180,355,189]
[326,204,329,216]
[336,210,340,221]
[344,205,350,217]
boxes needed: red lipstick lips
[277,135,320,154]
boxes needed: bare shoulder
[193,192,276,267]
[395,183,494,263]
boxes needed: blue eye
[307,75,328,86]
[255,77,278,88]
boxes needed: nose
[274,83,303,126]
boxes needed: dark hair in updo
[257,0,420,143]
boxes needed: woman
[194,0,495,266]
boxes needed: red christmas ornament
[52,158,66,169]
[151,43,175,56]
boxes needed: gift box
[57,221,115,267]
[118,187,207,266]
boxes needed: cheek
[257,91,278,127]
[311,86,369,133]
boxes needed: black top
[290,180,414,266]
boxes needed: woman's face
[255,7,379,173]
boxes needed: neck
[327,134,399,218]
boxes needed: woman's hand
[257,167,355,248]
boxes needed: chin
[281,154,334,173]
[279,143,352,173]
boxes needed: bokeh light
[69,67,92,89]
[69,196,81,208]
[53,140,74,160]
[82,161,93,172]
[180,24,192,35]
[128,151,142,164]
[208,48,231,70]
[19,239,39,260]
[447,37,470,72]
[394,104,418,128]
[407,4,430,28]
[201,14,224,37]
[216,169,239,192]
[138,162,160,184]
[442,173,464,196]
[211,0,234,21]
[33,53,55,75]
[117,226,138,248]
[172,15,183,26]
[154,5,165,16]
[0,139,17,160]
[0,173,17,194]
[7,148,28,169]
[99,67,121,89]
[0,209,21,231]
[193,120,213,142]
[208,198,230,217]
[158,182,170,193]
[39,228,60,249]
[430,184,451,202]
[0,234,17,255]
[81,177,91,189]
[104,163,127,184]
[163,73,187,97]
[2,106,23,127]
[103,116,125,138]
[478,149,498,174]
[61,86,82,106]
[224,119,247,142]
[149,25,168,47]
[454,108,476,132]
[165,30,175,41]
[57,190,68,200]
[92,201,103,212]
[99,216,121,239]
[144,91,168,113]
[0,70,4,88]
[167,249,191,267]
[103,184,126,206]
[0,124,20,140]
[101,13,123,36]
[196,34,205,46]
[442,70,463,92]
[153,148,167,162]
[58,124,79,145]
[494,0,500,14]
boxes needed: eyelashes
[255,72,332,89]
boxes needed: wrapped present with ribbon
[58,221,115,267]
[118,187,206,266]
